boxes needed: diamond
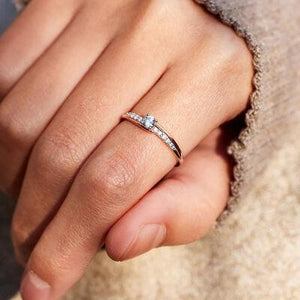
[142,114,157,129]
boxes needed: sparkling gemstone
[143,114,157,129]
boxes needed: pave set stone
[127,112,143,123]
[127,112,177,151]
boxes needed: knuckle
[31,131,80,178]
[199,27,253,116]
[219,33,253,110]
[30,248,71,286]
[29,230,85,285]
[146,0,170,15]
[80,152,136,203]
[0,104,34,149]
[128,0,170,32]
[218,30,252,72]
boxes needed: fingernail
[120,224,166,260]
[21,270,50,300]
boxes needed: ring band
[121,112,183,166]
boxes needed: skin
[0,0,253,299]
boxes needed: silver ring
[121,112,183,166]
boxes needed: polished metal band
[122,112,183,166]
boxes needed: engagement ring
[122,112,183,166]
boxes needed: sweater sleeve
[194,0,300,226]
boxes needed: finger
[105,128,232,260]
[0,0,81,97]
[20,37,251,299]
[12,12,174,263]
[0,4,117,196]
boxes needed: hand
[0,0,253,298]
